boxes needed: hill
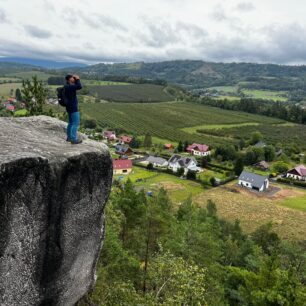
[73,60,306,91]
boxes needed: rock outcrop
[0,116,112,306]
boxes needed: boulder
[0,116,112,306]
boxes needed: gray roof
[146,156,167,165]
[238,171,269,189]
[168,155,196,168]
[254,141,266,148]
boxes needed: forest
[79,180,306,306]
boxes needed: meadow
[0,83,22,97]
[82,101,284,145]
[4,70,56,81]
[87,84,174,102]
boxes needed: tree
[183,140,189,151]
[130,136,140,148]
[15,88,22,101]
[176,167,184,177]
[264,145,276,162]
[22,76,47,115]
[143,133,152,148]
[177,140,183,152]
[146,162,153,170]
[83,119,97,129]
[250,131,263,145]
[272,161,289,174]
[234,157,244,175]
[186,170,196,180]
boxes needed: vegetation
[87,84,174,103]
[79,181,306,305]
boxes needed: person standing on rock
[65,74,83,144]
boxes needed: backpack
[57,86,68,107]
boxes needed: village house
[103,130,117,141]
[186,143,211,156]
[115,144,134,157]
[119,135,133,145]
[286,165,306,181]
[168,154,201,174]
[238,171,269,192]
[141,156,168,168]
[253,160,270,171]
[164,143,173,150]
[113,159,133,175]
[5,104,15,111]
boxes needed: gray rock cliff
[0,116,113,306]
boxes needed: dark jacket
[64,79,82,113]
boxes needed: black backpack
[57,86,68,107]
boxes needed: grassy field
[5,70,56,81]
[193,182,306,240]
[182,122,260,133]
[83,80,131,86]
[0,77,22,83]
[81,101,282,145]
[242,89,288,101]
[114,166,204,203]
[0,83,21,97]
[88,84,174,102]
[208,86,238,93]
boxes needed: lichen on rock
[0,116,112,306]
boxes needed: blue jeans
[67,111,80,141]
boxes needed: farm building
[186,143,211,156]
[113,159,133,175]
[119,135,133,145]
[104,130,117,141]
[238,171,269,192]
[286,165,306,181]
[115,144,134,156]
[168,155,201,174]
[254,160,270,171]
[164,143,173,150]
[141,156,168,168]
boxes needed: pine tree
[15,88,22,101]
[143,133,152,148]
[234,157,244,175]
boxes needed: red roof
[187,143,210,152]
[7,97,16,102]
[113,159,133,170]
[104,131,116,138]
[120,135,133,143]
[6,105,15,111]
[164,143,173,148]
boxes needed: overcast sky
[1,0,306,65]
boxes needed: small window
[123,169,128,173]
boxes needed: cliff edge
[0,116,113,306]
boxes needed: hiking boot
[71,139,83,145]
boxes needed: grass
[14,109,28,116]
[0,77,22,83]
[242,89,288,102]
[280,194,306,211]
[81,101,282,146]
[193,182,306,240]
[0,83,21,97]
[208,86,238,93]
[5,71,56,81]
[88,84,174,102]
[182,122,260,133]
[114,166,204,203]
[82,80,131,86]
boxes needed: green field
[83,80,131,86]
[114,166,204,203]
[280,194,306,211]
[208,86,238,93]
[82,101,282,145]
[242,89,288,101]
[5,70,56,81]
[0,77,22,83]
[182,122,260,133]
[0,83,21,97]
[88,84,174,102]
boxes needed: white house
[238,171,269,192]
[286,165,306,181]
[186,143,211,157]
[168,155,201,174]
[142,156,168,168]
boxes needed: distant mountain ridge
[68,60,306,89]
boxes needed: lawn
[114,166,204,203]
[193,182,306,240]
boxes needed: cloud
[0,9,8,23]
[24,25,53,39]
[235,2,256,12]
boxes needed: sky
[1,0,306,65]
